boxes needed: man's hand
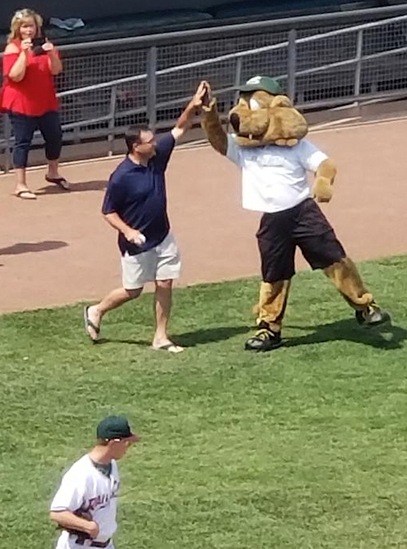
[172,81,212,141]
[65,519,99,540]
[191,81,210,110]
[56,510,100,540]
[124,228,146,246]
[85,520,100,539]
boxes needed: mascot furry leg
[249,257,390,351]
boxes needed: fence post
[107,85,117,156]
[354,29,364,104]
[146,46,158,130]
[234,56,243,105]
[287,29,297,103]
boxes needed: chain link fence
[2,10,407,171]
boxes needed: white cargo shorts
[121,232,181,290]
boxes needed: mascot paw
[270,95,293,108]
[202,98,217,113]
[313,176,333,203]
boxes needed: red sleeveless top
[1,39,59,116]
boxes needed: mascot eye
[249,98,261,111]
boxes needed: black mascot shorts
[257,198,346,282]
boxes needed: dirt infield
[1,117,406,313]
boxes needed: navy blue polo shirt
[102,132,175,256]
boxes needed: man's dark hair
[125,125,152,153]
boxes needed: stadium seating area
[0,0,403,47]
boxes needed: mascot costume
[201,76,390,352]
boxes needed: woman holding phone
[1,8,68,199]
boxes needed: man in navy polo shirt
[84,81,208,352]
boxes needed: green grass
[1,256,407,548]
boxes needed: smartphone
[32,36,46,55]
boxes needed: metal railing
[1,8,407,172]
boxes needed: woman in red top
[1,9,68,199]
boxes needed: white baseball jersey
[226,135,328,213]
[50,454,119,548]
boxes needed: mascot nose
[229,113,240,132]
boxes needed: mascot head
[228,76,308,148]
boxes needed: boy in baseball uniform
[50,415,139,548]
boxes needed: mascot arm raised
[313,158,337,203]
[201,83,228,156]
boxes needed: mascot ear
[270,95,293,108]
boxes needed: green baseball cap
[97,415,139,442]
[238,75,282,95]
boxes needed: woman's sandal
[15,190,37,200]
[45,175,70,191]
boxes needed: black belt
[75,538,111,547]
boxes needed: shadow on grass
[175,325,251,346]
[285,318,407,350]
[94,320,406,351]
[96,325,250,347]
